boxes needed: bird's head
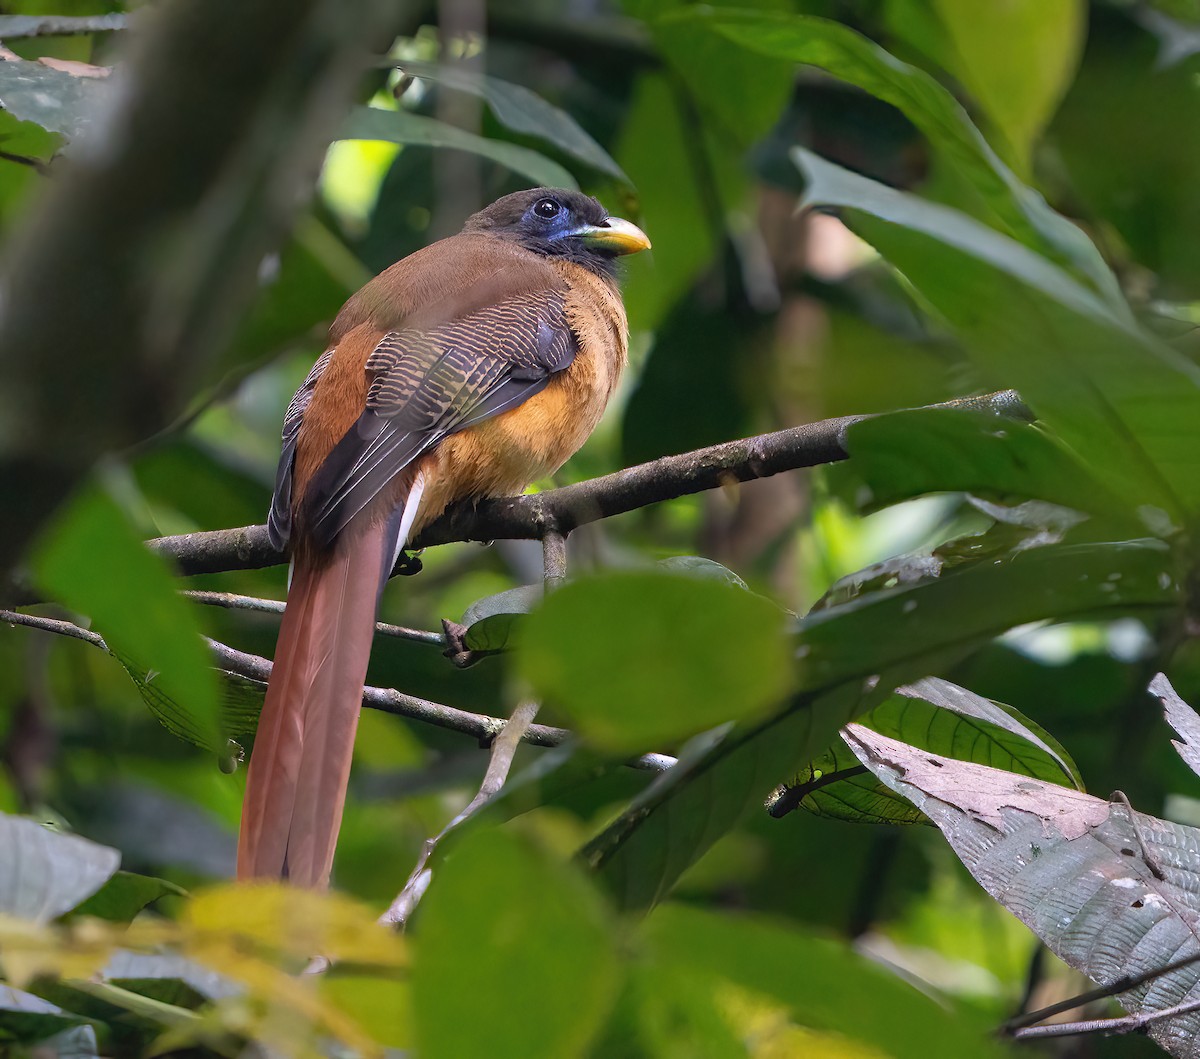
[463,188,650,279]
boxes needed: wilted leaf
[775,677,1081,824]
[0,815,119,924]
[0,53,107,139]
[1151,672,1200,781]
[847,725,1200,1056]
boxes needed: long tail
[236,517,393,888]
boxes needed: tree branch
[149,390,1027,576]
[183,589,445,647]
[0,608,674,771]
[0,13,129,39]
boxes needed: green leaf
[337,106,577,191]
[413,829,620,1059]
[655,556,748,589]
[0,55,106,139]
[928,0,1085,173]
[69,871,186,923]
[777,677,1082,825]
[640,904,1013,1059]
[681,7,1123,309]
[645,0,795,145]
[518,572,793,752]
[0,815,120,923]
[585,683,872,910]
[397,60,628,185]
[0,986,93,1047]
[845,408,1128,522]
[461,583,542,653]
[796,148,1200,521]
[587,537,1180,910]
[796,538,1179,691]
[32,484,222,749]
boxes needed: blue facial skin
[515,194,620,278]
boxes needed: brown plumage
[237,189,650,887]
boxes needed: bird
[236,187,650,887]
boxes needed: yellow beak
[577,216,652,255]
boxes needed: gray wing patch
[268,347,335,550]
[299,289,577,550]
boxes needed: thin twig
[1009,995,1200,1041]
[1001,951,1200,1034]
[182,589,445,646]
[380,700,541,928]
[0,609,106,649]
[147,391,1029,577]
[1,607,673,770]
[1109,789,1166,880]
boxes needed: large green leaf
[639,904,1014,1058]
[848,723,1200,1057]
[586,537,1180,910]
[518,571,793,753]
[796,148,1200,521]
[584,683,871,911]
[0,815,120,924]
[413,829,620,1059]
[337,106,576,191]
[921,0,1085,173]
[844,407,1128,523]
[397,60,628,185]
[32,485,222,749]
[640,0,795,146]
[680,7,1124,309]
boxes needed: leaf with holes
[772,677,1081,824]
[847,725,1200,1057]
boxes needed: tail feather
[237,517,392,888]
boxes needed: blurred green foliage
[3,0,1200,1056]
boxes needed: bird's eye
[533,198,561,219]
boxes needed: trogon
[237,188,650,887]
